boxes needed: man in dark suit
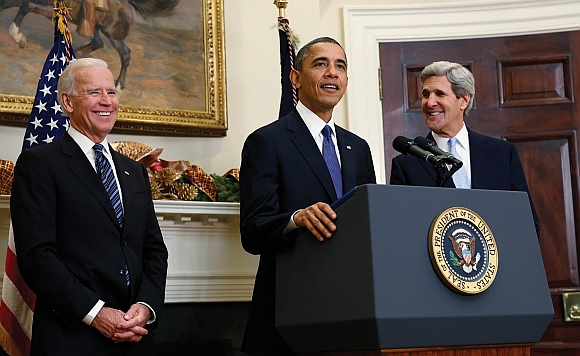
[240,37,376,355]
[10,58,168,355]
[390,60,539,235]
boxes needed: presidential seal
[428,207,498,295]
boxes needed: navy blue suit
[11,133,168,355]
[390,128,540,236]
[240,109,376,355]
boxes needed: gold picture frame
[0,0,227,136]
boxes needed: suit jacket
[390,128,540,236]
[10,133,168,356]
[239,109,376,355]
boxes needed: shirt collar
[68,126,110,156]
[296,101,336,138]
[432,123,468,151]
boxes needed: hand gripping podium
[276,184,553,354]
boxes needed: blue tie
[93,144,130,287]
[322,125,342,198]
[447,137,470,189]
[93,144,124,227]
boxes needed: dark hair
[295,37,346,71]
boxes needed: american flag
[0,2,75,355]
[21,1,75,151]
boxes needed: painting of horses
[0,0,227,136]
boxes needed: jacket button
[121,240,127,247]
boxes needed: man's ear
[290,69,301,89]
[460,94,470,110]
[61,93,73,113]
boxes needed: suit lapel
[467,129,489,189]
[336,127,355,192]
[61,134,122,229]
[287,110,338,201]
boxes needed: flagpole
[274,0,288,18]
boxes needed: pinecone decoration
[154,167,182,187]
[150,179,163,200]
[171,182,198,201]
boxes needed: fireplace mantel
[0,196,258,303]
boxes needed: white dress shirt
[431,123,471,185]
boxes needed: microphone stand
[432,155,448,187]
[438,157,464,187]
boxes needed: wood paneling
[499,57,573,107]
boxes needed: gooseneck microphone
[392,136,442,165]
[414,136,463,168]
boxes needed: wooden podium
[276,185,552,354]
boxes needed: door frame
[342,0,580,183]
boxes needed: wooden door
[380,31,580,355]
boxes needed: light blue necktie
[447,137,470,189]
[93,144,130,286]
[322,125,342,198]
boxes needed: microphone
[414,136,463,167]
[393,136,442,165]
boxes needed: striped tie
[93,144,124,227]
[93,144,129,286]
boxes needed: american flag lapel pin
[346,145,352,150]
[124,171,130,176]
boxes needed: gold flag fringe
[0,322,24,356]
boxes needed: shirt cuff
[284,209,301,234]
[83,299,105,325]
[137,301,156,324]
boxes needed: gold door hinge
[378,67,383,101]
[563,292,580,321]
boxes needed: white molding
[343,0,580,183]
[165,273,255,303]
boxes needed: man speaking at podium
[390,60,539,236]
[239,37,376,355]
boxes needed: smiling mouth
[321,84,339,90]
[427,111,443,117]
[95,112,111,116]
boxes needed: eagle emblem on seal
[448,228,481,274]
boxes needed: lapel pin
[346,145,352,150]
[124,171,130,176]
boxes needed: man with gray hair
[11,57,168,355]
[390,60,539,236]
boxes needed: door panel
[380,31,580,354]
